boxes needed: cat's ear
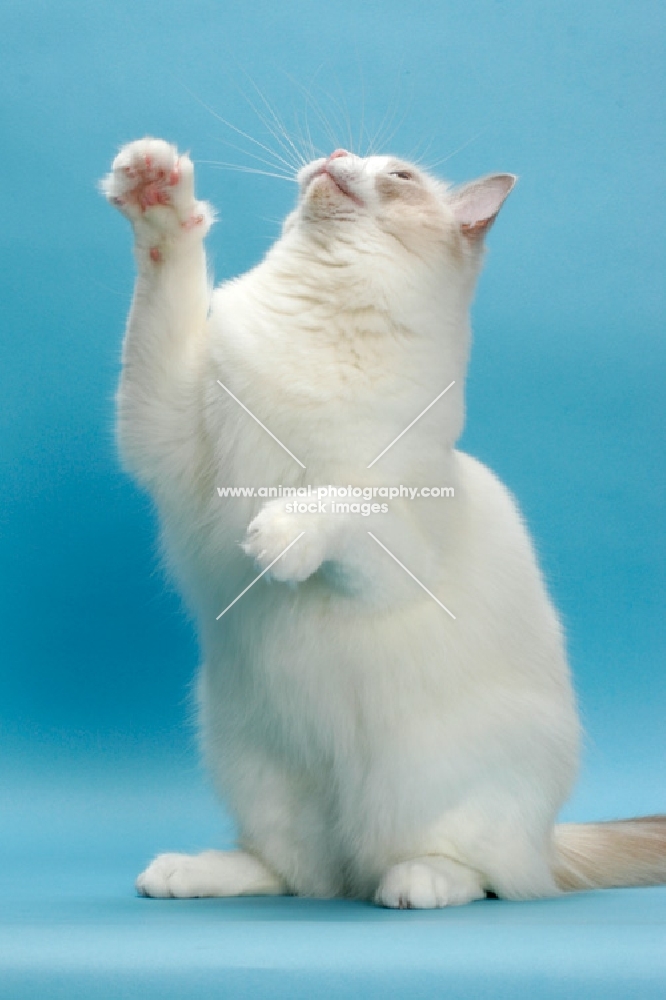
[449,174,517,241]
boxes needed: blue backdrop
[1,1,664,997]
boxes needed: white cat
[101,137,665,908]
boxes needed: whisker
[237,89,303,170]
[408,134,436,166]
[292,111,311,162]
[356,50,367,158]
[294,109,322,163]
[366,101,390,154]
[366,101,396,155]
[301,101,325,161]
[240,71,308,168]
[321,80,354,153]
[196,160,297,182]
[208,136,297,175]
[181,83,297,174]
[284,68,341,155]
[343,90,355,155]
[366,58,407,155]
[425,128,490,171]
[374,104,410,157]
[327,76,354,155]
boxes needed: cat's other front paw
[243,501,327,584]
[375,857,486,909]
[136,849,286,898]
[136,852,206,898]
[100,138,213,243]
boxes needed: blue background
[1,0,664,996]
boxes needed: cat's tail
[552,815,666,892]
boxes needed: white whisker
[327,78,354,155]
[408,134,436,166]
[196,161,297,182]
[238,90,303,170]
[366,58,407,155]
[241,72,308,168]
[321,82,354,153]
[208,136,297,175]
[293,110,316,163]
[356,52,367,158]
[181,83,297,174]
[367,102,396,155]
[284,68,341,155]
[375,104,410,157]
[425,128,490,171]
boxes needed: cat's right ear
[449,174,517,242]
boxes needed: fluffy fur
[101,137,665,907]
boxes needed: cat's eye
[389,170,414,181]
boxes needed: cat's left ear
[449,174,517,241]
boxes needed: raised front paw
[243,501,327,584]
[100,138,213,244]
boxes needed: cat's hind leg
[375,856,486,909]
[136,849,287,899]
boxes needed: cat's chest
[208,352,408,486]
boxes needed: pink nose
[328,148,348,161]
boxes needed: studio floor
[3,770,665,1000]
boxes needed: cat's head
[283,149,515,278]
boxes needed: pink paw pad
[149,246,162,263]
[123,155,181,213]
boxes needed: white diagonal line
[366,381,456,469]
[216,532,306,620]
[216,380,306,469]
[367,531,456,619]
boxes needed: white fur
[103,138,580,907]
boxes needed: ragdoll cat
[101,137,666,907]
